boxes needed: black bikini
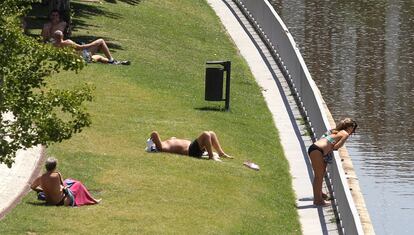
[308,144,333,163]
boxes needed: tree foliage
[0,0,93,167]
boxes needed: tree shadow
[25,1,124,32]
[103,0,142,5]
[69,1,122,33]
[24,1,134,51]
[24,3,52,31]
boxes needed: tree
[0,0,93,167]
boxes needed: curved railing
[232,0,365,234]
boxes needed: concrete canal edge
[217,0,376,234]
[322,101,376,234]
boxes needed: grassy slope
[0,0,300,234]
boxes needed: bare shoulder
[58,21,67,28]
[338,130,350,138]
[62,39,76,46]
[63,39,74,43]
[43,22,52,29]
[32,175,42,184]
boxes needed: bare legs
[91,55,109,63]
[150,131,163,151]
[86,39,113,62]
[309,151,329,206]
[196,131,232,160]
[149,131,232,160]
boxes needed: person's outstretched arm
[333,131,350,150]
[60,39,82,50]
[41,23,51,42]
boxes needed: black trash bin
[205,67,224,101]
[204,61,231,111]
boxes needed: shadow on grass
[25,2,116,32]
[71,1,121,32]
[24,3,51,31]
[103,0,142,5]
[195,106,227,112]
[24,1,133,51]
[24,1,143,52]
[26,201,47,206]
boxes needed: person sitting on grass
[31,157,101,206]
[147,131,233,162]
[41,10,68,43]
[52,30,130,65]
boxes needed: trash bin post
[224,61,231,111]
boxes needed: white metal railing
[232,0,364,234]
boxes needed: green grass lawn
[0,0,301,234]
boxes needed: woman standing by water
[307,118,358,206]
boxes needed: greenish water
[271,1,414,234]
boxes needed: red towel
[64,179,99,206]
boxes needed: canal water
[270,1,414,234]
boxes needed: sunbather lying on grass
[147,131,232,162]
[52,30,130,65]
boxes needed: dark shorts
[56,188,75,206]
[308,144,333,164]
[56,196,65,206]
[188,139,204,158]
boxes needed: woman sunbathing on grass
[31,157,101,206]
[147,131,232,162]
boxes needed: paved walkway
[0,113,44,219]
[206,0,339,234]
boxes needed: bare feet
[219,153,233,159]
[212,155,222,162]
[322,192,331,200]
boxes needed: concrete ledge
[324,103,375,235]
[0,145,45,220]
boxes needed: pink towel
[64,179,99,206]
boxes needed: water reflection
[270,0,414,234]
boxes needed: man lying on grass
[147,131,233,162]
[52,30,130,65]
[31,157,101,206]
